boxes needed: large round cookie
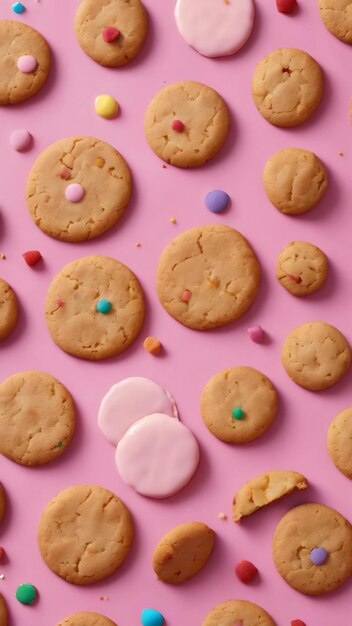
[0,278,17,341]
[45,255,144,360]
[75,0,148,67]
[0,371,75,466]
[281,321,351,391]
[38,484,134,584]
[201,366,278,443]
[0,594,8,626]
[0,20,50,105]
[57,613,118,626]
[144,81,230,168]
[276,241,329,297]
[156,225,260,330]
[327,407,352,478]
[252,48,324,127]
[318,0,352,45]
[202,599,276,626]
[272,503,352,595]
[26,136,132,242]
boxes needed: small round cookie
[0,483,5,524]
[157,225,260,330]
[0,278,17,341]
[281,321,351,391]
[327,407,352,479]
[0,371,75,466]
[263,147,328,214]
[45,255,144,360]
[0,594,8,626]
[252,48,324,127]
[144,81,230,168]
[153,522,215,584]
[57,613,118,626]
[201,366,278,443]
[318,0,352,45]
[272,503,352,595]
[0,20,50,105]
[276,241,329,297]
[26,136,132,242]
[175,0,255,58]
[38,484,134,584]
[74,0,148,67]
[202,599,277,626]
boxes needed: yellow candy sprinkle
[170,217,176,224]
[95,94,119,119]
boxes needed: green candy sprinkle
[16,583,37,605]
[232,406,244,420]
[57,441,63,448]
[96,298,112,314]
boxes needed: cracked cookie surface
[276,241,329,297]
[45,255,144,360]
[263,147,328,214]
[156,225,260,329]
[318,0,352,44]
[0,277,17,341]
[252,48,324,127]
[327,407,352,479]
[144,81,230,167]
[272,503,352,595]
[57,613,118,626]
[38,484,134,584]
[0,371,75,466]
[26,136,132,242]
[202,599,277,626]
[0,594,8,626]
[281,321,351,391]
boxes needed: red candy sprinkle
[287,274,302,284]
[22,250,42,267]
[181,289,192,303]
[56,298,65,308]
[103,26,120,43]
[172,119,185,132]
[0,547,5,560]
[235,560,258,583]
[276,0,297,13]
[291,621,306,626]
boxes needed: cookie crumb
[143,336,162,355]
[99,595,109,601]
[218,512,227,520]
[162,165,167,169]
[338,151,344,156]
[0,254,5,260]
[170,217,176,224]
[135,241,141,247]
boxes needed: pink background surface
[0,0,351,624]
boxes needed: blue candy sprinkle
[205,189,230,213]
[12,2,26,14]
[141,608,164,626]
[96,298,112,314]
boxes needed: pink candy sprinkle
[65,183,85,203]
[172,119,185,132]
[59,166,71,180]
[10,129,32,152]
[16,55,37,73]
[56,299,65,308]
[103,26,120,43]
[181,289,192,303]
[247,325,265,343]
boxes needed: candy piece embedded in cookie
[276,241,329,296]
[318,0,352,45]
[327,407,352,479]
[57,613,118,626]
[0,278,17,341]
[202,599,277,626]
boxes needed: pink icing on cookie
[98,377,178,445]
[115,413,199,498]
[175,0,255,58]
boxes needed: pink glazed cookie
[175,0,255,58]
[115,413,199,498]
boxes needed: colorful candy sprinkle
[276,0,297,13]
[22,250,42,267]
[310,547,328,565]
[143,337,162,355]
[59,166,71,180]
[205,189,230,214]
[17,55,37,73]
[95,94,119,119]
[10,129,32,152]
[247,325,265,343]
[0,548,5,561]
[141,608,164,626]
[287,274,302,284]
[103,26,120,42]
[15,583,37,605]
[218,512,227,520]
[235,560,258,583]
[171,119,185,132]
[96,158,105,168]
[12,2,25,14]
[232,406,244,420]
[291,620,306,626]
[96,298,112,314]
[57,441,63,448]
[170,217,176,224]
[65,183,85,203]
[181,289,192,303]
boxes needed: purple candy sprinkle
[310,547,328,565]
[205,190,230,214]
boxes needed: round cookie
[272,503,352,595]
[202,599,276,626]
[263,147,328,214]
[327,407,352,478]
[0,371,75,466]
[276,241,329,296]
[153,522,215,584]
[156,225,260,330]
[38,484,134,584]
[252,48,324,127]
[281,321,351,391]
[174,0,255,58]
[0,278,17,340]
[0,20,50,105]
[57,613,118,626]
[74,0,148,67]
[318,0,352,45]
[0,594,8,626]
[0,483,5,524]
[201,366,278,444]
[144,81,230,168]
[45,255,144,360]
[26,136,132,242]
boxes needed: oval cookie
[276,241,328,296]
[327,407,352,479]
[0,594,8,626]
[0,278,17,341]
[57,613,118,626]
[202,599,277,626]
[318,0,352,45]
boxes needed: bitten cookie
[318,0,352,45]
[0,483,5,524]
[144,81,230,167]
[0,371,75,466]
[45,255,144,360]
[0,20,50,105]
[75,0,148,67]
[201,366,277,443]
[26,136,132,242]
[276,241,328,296]
[38,484,134,584]
[202,599,277,626]
[157,225,260,330]
[0,278,17,341]
[153,522,215,584]
[263,148,328,214]
[327,407,352,478]
[0,594,8,626]
[252,48,324,127]
[57,613,118,626]
[272,503,352,595]
[281,321,351,390]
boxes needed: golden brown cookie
[252,48,324,127]
[57,613,118,626]
[75,0,148,67]
[0,278,17,341]
[0,371,75,466]
[26,136,132,242]
[157,225,260,330]
[327,407,352,479]
[318,0,352,44]
[45,255,144,360]
[201,366,278,443]
[272,503,352,595]
[276,241,329,296]
[0,483,6,524]
[232,470,308,522]
[145,81,230,167]
[202,599,277,626]
[263,147,328,214]
[0,594,8,626]
[38,484,134,584]
[281,321,351,391]
[152,522,215,584]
